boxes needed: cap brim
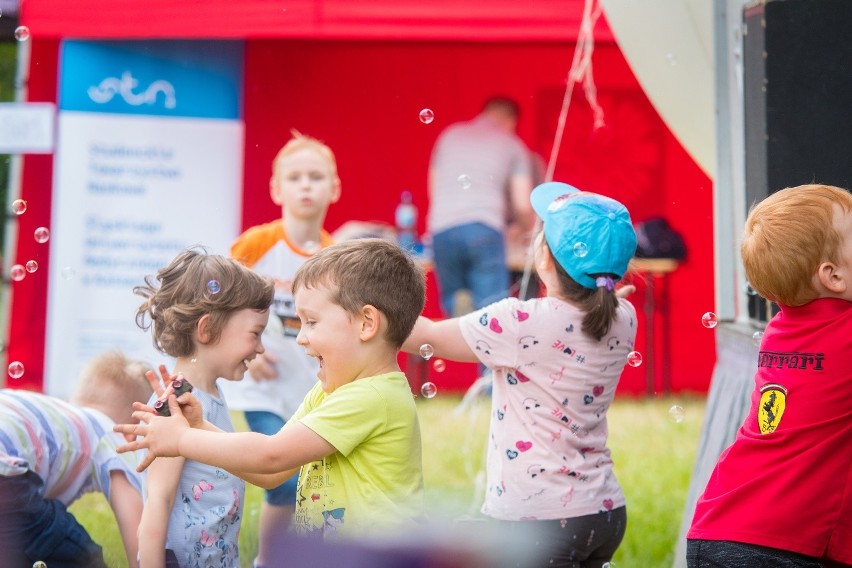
[530,182,581,219]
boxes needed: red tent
[11,0,715,394]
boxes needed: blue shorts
[0,470,108,568]
[244,410,298,506]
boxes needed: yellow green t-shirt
[289,372,425,539]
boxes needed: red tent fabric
[21,0,614,41]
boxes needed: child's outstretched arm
[402,315,479,363]
[114,396,335,475]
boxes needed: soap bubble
[457,174,472,190]
[420,381,437,398]
[303,241,319,253]
[14,26,30,42]
[744,282,758,296]
[206,279,221,294]
[626,351,643,367]
[9,264,26,281]
[419,108,435,124]
[33,562,48,568]
[25,260,38,273]
[573,242,588,258]
[701,312,718,329]
[34,227,50,243]
[419,344,434,360]
[752,331,764,346]
[8,361,25,379]
[432,358,446,373]
[668,405,685,423]
[61,266,76,280]
[11,199,27,215]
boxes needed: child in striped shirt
[0,350,153,568]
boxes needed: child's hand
[113,396,188,472]
[247,351,279,380]
[616,284,636,298]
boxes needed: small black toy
[153,376,194,417]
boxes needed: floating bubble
[744,282,758,296]
[61,266,76,280]
[420,381,438,398]
[8,361,25,380]
[419,108,434,124]
[9,264,26,281]
[432,358,446,373]
[33,562,47,568]
[701,312,718,329]
[573,242,589,258]
[14,25,30,42]
[602,563,617,568]
[668,405,685,423]
[303,241,319,253]
[626,351,643,367]
[25,260,38,273]
[11,199,27,215]
[752,331,764,347]
[457,174,472,190]
[665,52,678,65]
[34,227,50,243]
[419,343,434,360]
[206,279,221,294]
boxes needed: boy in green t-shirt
[115,238,426,541]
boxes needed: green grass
[70,394,704,567]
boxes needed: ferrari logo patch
[758,383,787,434]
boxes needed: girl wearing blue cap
[404,182,638,567]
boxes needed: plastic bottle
[395,190,418,252]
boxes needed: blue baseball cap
[530,181,637,290]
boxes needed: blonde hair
[741,183,852,306]
[292,238,425,348]
[70,350,154,424]
[134,247,275,357]
[271,130,339,183]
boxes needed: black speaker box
[743,0,852,321]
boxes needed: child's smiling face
[294,283,363,392]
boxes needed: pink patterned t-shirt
[459,295,637,520]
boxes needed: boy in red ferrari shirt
[687,184,852,568]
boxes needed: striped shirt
[0,389,143,504]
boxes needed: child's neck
[282,215,324,250]
[173,358,219,396]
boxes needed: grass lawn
[70,393,705,567]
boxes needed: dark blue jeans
[687,539,828,568]
[432,222,509,316]
[0,470,107,568]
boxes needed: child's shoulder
[231,220,284,266]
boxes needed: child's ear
[359,305,382,341]
[196,314,213,344]
[269,178,283,206]
[330,177,341,203]
[816,261,847,295]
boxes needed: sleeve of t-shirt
[91,432,145,498]
[230,224,276,268]
[297,382,387,457]
[459,297,522,370]
[509,137,533,178]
